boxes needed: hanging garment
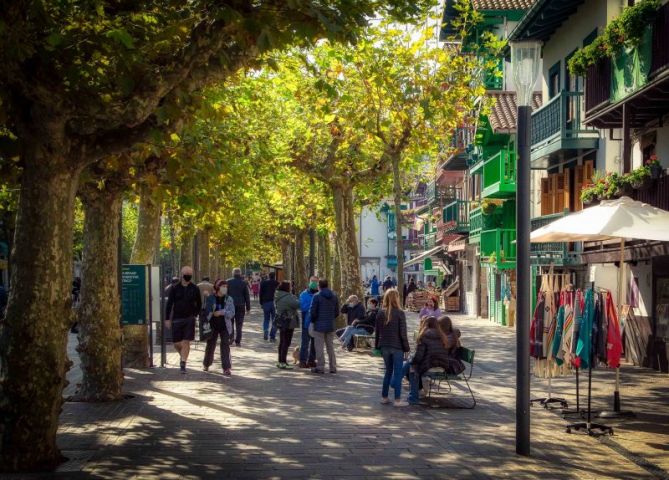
[575,289,595,369]
[530,293,545,358]
[597,292,609,363]
[605,292,623,368]
[551,305,566,365]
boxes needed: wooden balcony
[442,200,470,233]
[632,174,669,211]
[530,212,579,266]
[530,91,599,168]
[585,2,669,129]
[469,206,482,244]
[480,148,517,199]
[480,228,516,270]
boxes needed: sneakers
[330,369,337,374]
[203,365,209,372]
[394,400,409,407]
[306,361,317,368]
[284,364,294,370]
[269,338,276,343]
[380,397,392,405]
[298,362,309,369]
[180,361,186,374]
[276,362,285,369]
[263,334,269,341]
[223,369,232,377]
[310,368,325,374]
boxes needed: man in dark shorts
[165,266,202,373]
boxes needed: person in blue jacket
[298,276,319,368]
[370,275,380,299]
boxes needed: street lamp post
[510,40,541,457]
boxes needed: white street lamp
[509,39,541,457]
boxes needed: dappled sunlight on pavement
[28,304,664,478]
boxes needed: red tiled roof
[487,91,543,133]
[473,0,535,10]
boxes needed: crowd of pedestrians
[163,267,465,407]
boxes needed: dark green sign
[121,264,148,326]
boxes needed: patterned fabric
[575,289,595,369]
[473,0,535,10]
[605,292,623,368]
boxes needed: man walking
[309,279,339,374]
[165,266,202,373]
[227,267,251,347]
[298,276,319,368]
[259,271,279,342]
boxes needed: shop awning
[403,245,444,269]
[448,237,467,252]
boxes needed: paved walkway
[16,303,669,479]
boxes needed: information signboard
[121,264,148,325]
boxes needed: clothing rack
[565,285,613,437]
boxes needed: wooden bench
[424,347,476,409]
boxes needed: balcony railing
[424,232,437,249]
[480,228,516,269]
[585,2,669,116]
[469,206,482,243]
[481,148,516,198]
[531,91,599,156]
[530,211,578,265]
[632,174,669,211]
[442,200,470,233]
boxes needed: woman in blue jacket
[298,276,319,368]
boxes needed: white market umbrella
[530,196,669,416]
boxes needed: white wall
[628,261,653,318]
[357,205,393,281]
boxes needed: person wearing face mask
[338,297,379,351]
[298,276,319,368]
[165,266,202,373]
[203,280,235,375]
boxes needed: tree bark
[281,240,293,283]
[180,234,193,269]
[197,229,210,281]
[0,153,81,471]
[294,230,308,291]
[332,232,342,296]
[316,232,327,278]
[331,184,363,301]
[75,186,124,401]
[391,153,405,304]
[130,187,161,265]
[124,190,160,369]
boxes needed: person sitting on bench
[338,297,379,350]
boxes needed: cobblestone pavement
[12,303,668,479]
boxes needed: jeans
[262,301,277,340]
[278,328,294,363]
[402,361,420,404]
[300,319,316,364]
[231,305,246,345]
[381,347,405,400]
[311,324,336,372]
[339,326,368,347]
[203,318,231,370]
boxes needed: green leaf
[105,29,135,49]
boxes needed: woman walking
[203,280,235,376]
[274,281,301,369]
[375,289,410,407]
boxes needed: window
[548,61,561,98]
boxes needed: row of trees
[0,0,492,472]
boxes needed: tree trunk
[294,230,308,291]
[392,153,405,304]
[197,229,210,281]
[130,186,161,265]
[332,232,342,296]
[331,184,363,301]
[0,153,81,471]
[180,234,193,269]
[308,229,316,276]
[281,240,293,283]
[75,186,124,401]
[168,215,178,278]
[124,190,160,369]
[316,232,327,278]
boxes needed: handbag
[199,310,212,341]
[274,310,291,329]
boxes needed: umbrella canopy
[530,197,669,243]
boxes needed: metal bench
[424,347,476,409]
[352,333,375,350]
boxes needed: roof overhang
[403,245,445,269]
[509,0,586,43]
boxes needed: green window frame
[548,61,561,99]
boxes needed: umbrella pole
[598,239,634,419]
